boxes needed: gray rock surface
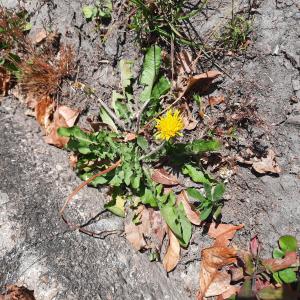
[0,98,189,300]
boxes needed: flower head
[155,109,184,141]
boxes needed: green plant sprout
[58,45,224,248]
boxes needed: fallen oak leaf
[208,223,244,247]
[252,149,281,174]
[198,246,238,299]
[177,191,201,225]
[262,251,298,273]
[151,168,179,186]
[163,227,180,272]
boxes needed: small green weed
[58,45,224,248]
[272,235,298,284]
[0,7,31,76]
[219,15,252,51]
[129,0,207,45]
[82,0,112,23]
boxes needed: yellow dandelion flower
[155,109,184,141]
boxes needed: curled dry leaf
[0,285,36,300]
[0,66,11,97]
[35,96,56,128]
[198,246,238,299]
[252,149,281,174]
[184,70,222,96]
[262,251,298,273]
[177,191,201,225]
[208,223,244,247]
[151,168,179,186]
[163,227,180,272]
[44,105,79,148]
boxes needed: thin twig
[60,159,122,229]
[139,142,166,161]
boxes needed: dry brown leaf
[126,207,166,251]
[208,95,225,107]
[185,70,222,95]
[0,285,36,300]
[262,251,298,272]
[125,221,147,251]
[148,209,167,247]
[181,103,198,130]
[35,96,56,128]
[57,105,80,127]
[151,168,179,186]
[44,105,79,148]
[0,66,11,97]
[177,191,201,225]
[163,228,180,272]
[208,223,244,247]
[205,271,232,297]
[252,149,281,174]
[230,267,244,282]
[198,246,238,299]
[29,28,47,45]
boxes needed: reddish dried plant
[0,6,30,52]
[18,45,74,98]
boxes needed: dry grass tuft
[18,45,74,98]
